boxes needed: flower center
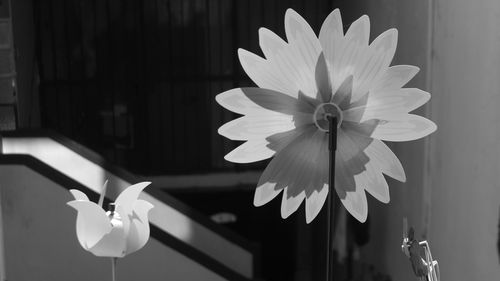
[313,103,343,132]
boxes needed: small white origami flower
[216,9,436,223]
[67,182,154,257]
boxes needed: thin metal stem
[111,257,117,281]
[326,116,338,281]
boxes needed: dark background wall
[28,0,342,176]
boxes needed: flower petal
[216,87,314,116]
[305,184,328,223]
[258,127,327,194]
[344,88,431,122]
[124,200,154,255]
[343,27,397,102]
[351,47,387,101]
[116,205,130,247]
[332,75,353,108]
[225,139,275,163]
[345,15,370,46]
[275,129,328,197]
[67,200,112,249]
[285,9,319,44]
[319,9,344,64]
[364,139,406,182]
[281,188,306,219]
[284,9,322,70]
[357,163,390,203]
[254,182,282,207]
[238,48,299,96]
[218,113,296,141]
[115,182,152,216]
[88,225,126,257]
[331,40,361,93]
[284,9,322,98]
[259,27,288,59]
[334,131,370,195]
[256,127,328,221]
[369,28,398,70]
[266,125,313,153]
[254,128,316,205]
[371,114,437,141]
[69,189,89,201]
[337,124,375,163]
[315,53,333,102]
[339,186,368,223]
[216,87,268,115]
[372,65,420,91]
[319,9,347,91]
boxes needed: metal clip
[401,218,440,281]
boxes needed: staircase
[0,130,260,281]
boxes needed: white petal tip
[379,196,390,204]
[341,190,368,223]
[254,191,280,207]
[223,153,245,164]
[142,199,155,208]
[253,200,265,207]
[280,211,295,219]
[285,8,298,16]
[258,27,269,35]
[280,190,305,220]
[217,122,240,141]
[349,207,368,223]
[399,174,407,183]
[253,184,281,207]
[305,216,314,224]
[132,181,152,190]
[356,214,368,223]
[280,210,292,219]
[304,187,329,224]
[69,189,89,201]
[387,28,398,36]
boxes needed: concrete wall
[357,0,500,280]
[428,0,500,280]
[0,165,228,281]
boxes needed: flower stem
[111,257,117,281]
[326,116,338,281]
[98,180,109,207]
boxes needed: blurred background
[0,0,500,280]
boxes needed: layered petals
[67,200,113,250]
[67,182,154,257]
[372,114,437,142]
[216,8,437,223]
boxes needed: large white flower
[216,9,436,223]
[67,182,153,257]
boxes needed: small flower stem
[98,180,109,207]
[326,116,338,281]
[111,257,117,281]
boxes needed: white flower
[67,182,153,257]
[216,9,436,223]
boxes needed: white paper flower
[216,9,436,223]
[67,182,154,257]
